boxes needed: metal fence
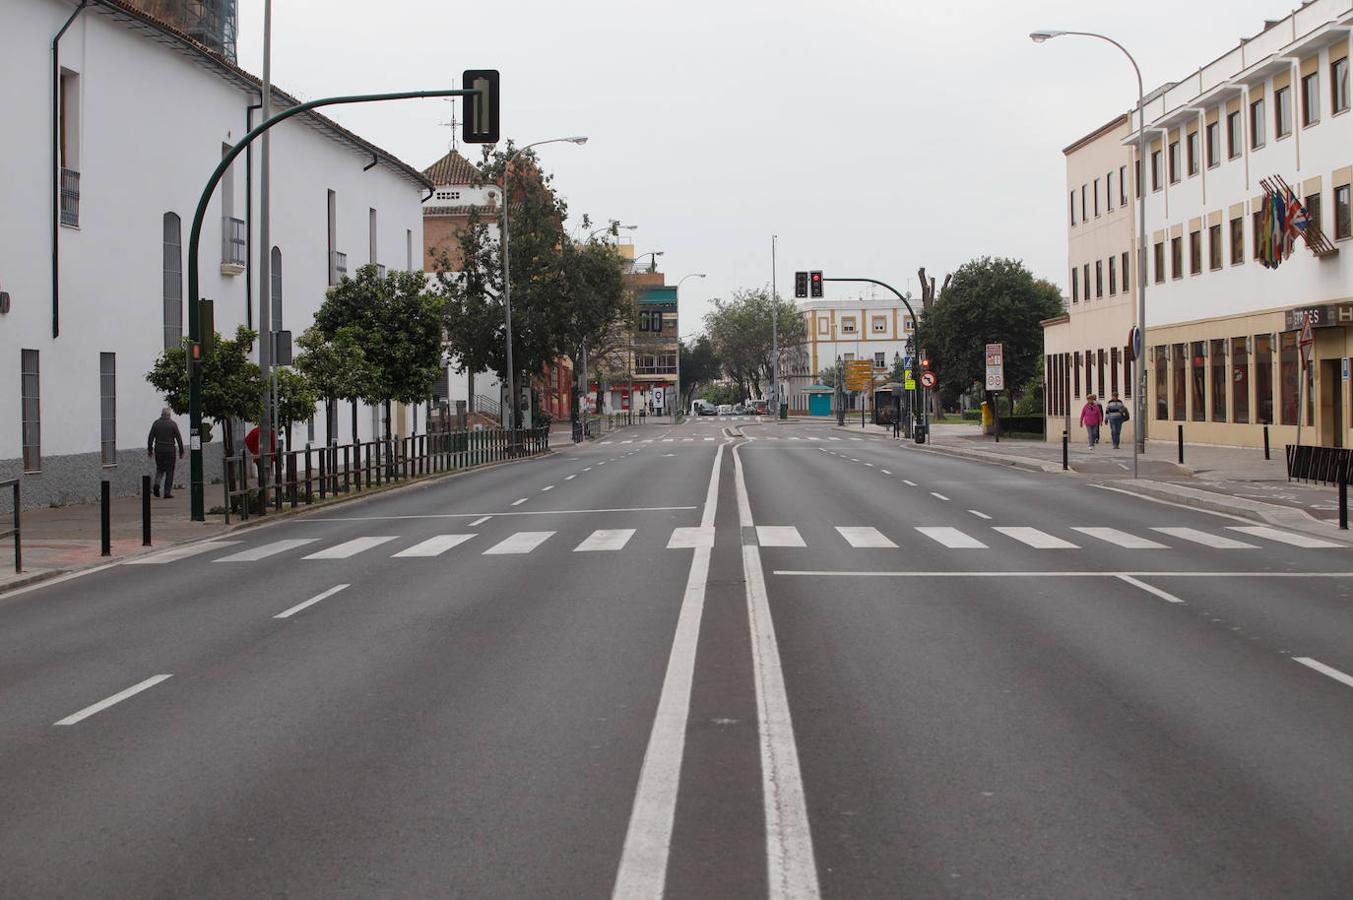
[0,479,19,573]
[222,426,549,523]
[1286,444,1353,486]
[60,168,80,227]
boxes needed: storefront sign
[1284,303,1353,331]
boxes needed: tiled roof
[422,150,484,187]
[423,205,495,216]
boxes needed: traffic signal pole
[823,277,922,435]
[184,86,486,521]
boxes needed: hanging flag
[1285,189,1311,242]
[1258,193,1273,268]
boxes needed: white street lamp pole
[500,136,587,430]
[1032,29,1147,477]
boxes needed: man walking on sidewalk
[1104,392,1130,450]
[146,407,185,498]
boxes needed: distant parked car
[732,404,748,415]
[717,404,733,415]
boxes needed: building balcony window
[376,263,387,279]
[330,250,347,285]
[60,167,80,227]
[220,216,246,274]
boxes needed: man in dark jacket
[147,407,185,498]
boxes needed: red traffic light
[809,270,824,298]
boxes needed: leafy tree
[312,265,445,439]
[698,382,742,407]
[295,325,371,444]
[703,288,806,399]
[679,334,720,409]
[915,257,1063,407]
[273,367,319,450]
[554,239,631,423]
[146,326,264,445]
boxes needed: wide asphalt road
[2,416,1351,897]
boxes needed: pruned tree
[678,334,720,409]
[146,325,264,449]
[295,325,371,444]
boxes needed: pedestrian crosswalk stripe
[757,526,805,547]
[704,437,715,441]
[993,527,1078,549]
[668,526,715,549]
[484,531,555,555]
[128,540,241,564]
[215,539,319,562]
[836,526,897,548]
[828,437,842,441]
[622,440,634,444]
[1151,527,1258,549]
[1072,527,1168,549]
[303,536,398,559]
[1226,526,1344,549]
[574,528,636,552]
[393,534,475,558]
[917,527,987,549]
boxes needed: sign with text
[1284,303,1353,331]
[844,359,874,390]
[985,342,1005,391]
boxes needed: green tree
[313,265,445,439]
[678,334,720,409]
[146,326,264,445]
[915,257,1063,407]
[554,238,631,423]
[295,325,371,444]
[698,382,742,407]
[704,288,806,399]
[273,367,319,450]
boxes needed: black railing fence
[1286,444,1353,486]
[222,426,549,523]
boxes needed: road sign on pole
[985,342,1005,391]
[920,371,937,389]
[1129,325,1143,362]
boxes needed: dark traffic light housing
[809,270,823,298]
[462,69,500,144]
[794,271,808,299]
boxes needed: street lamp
[632,250,664,272]
[675,273,706,417]
[501,136,588,431]
[1032,28,1148,477]
[587,220,636,240]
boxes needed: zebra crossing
[126,521,1345,567]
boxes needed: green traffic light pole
[823,277,922,438]
[185,87,484,521]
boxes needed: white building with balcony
[1131,1,1353,449]
[1,0,429,508]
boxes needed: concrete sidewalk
[841,420,1347,530]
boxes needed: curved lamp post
[1031,29,1148,476]
[501,136,588,430]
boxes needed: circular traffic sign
[920,372,937,389]
[1129,325,1143,361]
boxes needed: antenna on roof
[438,79,461,152]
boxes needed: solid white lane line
[393,535,475,558]
[583,467,593,471]
[930,492,950,501]
[1227,526,1344,549]
[483,531,555,555]
[773,570,1353,578]
[863,462,874,467]
[511,498,529,506]
[903,479,917,486]
[1152,527,1258,549]
[881,469,892,475]
[1115,574,1184,604]
[55,674,173,726]
[667,526,716,549]
[1072,527,1168,549]
[917,526,987,549]
[1294,656,1353,690]
[214,539,318,562]
[275,584,351,618]
[574,528,636,552]
[541,485,555,492]
[302,536,398,560]
[564,474,576,481]
[994,526,1078,549]
[126,540,241,564]
[836,526,897,549]
[969,510,992,520]
[614,442,726,898]
[732,444,821,898]
[467,516,492,526]
[756,526,806,548]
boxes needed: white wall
[0,0,424,504]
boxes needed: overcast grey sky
[238,0,1292,335]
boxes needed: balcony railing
[222,216,246,266]
[330,250,348,285]
[59,168,80,227]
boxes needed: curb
[1103,478,1350,542]
[0,568,70,596]
[894,439,1067,475]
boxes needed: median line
[275,583,350,619]
[55,674,173,726]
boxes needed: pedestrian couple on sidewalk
[1080,393,1130,450]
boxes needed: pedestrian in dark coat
[147,407,184,498]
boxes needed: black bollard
[1340,475,1349,531]
[1062,430,1069,471]
[1263,425,1271,461]
[141,475,152,546]
[100,480,112,557]
[1177,424,1184,464]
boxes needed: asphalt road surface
[3,417,1352,898]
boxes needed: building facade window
[1334,55,1350,115]
[163,213,182,350]
[1206,121,1220,167]
[270,247,283,333]
[1106,171,1114,211]
[1335,184,1351,239]
[1110,347,1120,397]
[1231,337,1249,424]
[1210,339,1227,422]
[1230,216,1245,264]
[871,315,887,334]
[1302,71,1320,127]
[1306,192,1322,234]
[1279,332,1299,425]
[1108,255,1117,295]
[1154,241,1166,283]
[873,352,885,369]
[1171,236,1184,279]
[1172,343,1187,421]
[1083,264,1090,301]
[1190,341,1206,421]
[1251,97,1266,148]
[1121,251,1130,292]
[1155,346,1169,420]
[1186,131,1199,175]
[1227,110,1242,158]
[327,189,338,285]
[1120,165,1129,204]
[369,208,378,265]
[1151,151,1162,191]
[1209,223,1223,270]
[22,349,41,472]
[1168,139,1180,183]
[1071,268,1079,303]
[100,352,116,465]
[1095,260,1103,298]
[1074,351,1081,398]
[1081,185,1087,221]
[1189,230,1202,274]
[1097,349,1106,398]
[840,317,856,334]
[1275,86,1292,138]
[1070,191,1076,226]
[1253,210,1265,258]
[1255,333,1274,424]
